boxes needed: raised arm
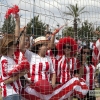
[48,25,65,49]
[19,27,26,52]
[14,14,20,41]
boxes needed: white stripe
[14,81,20,93]
[92,51,97,60]
[91,65,95,89]
[6,84,17,96]
[60,56,65,83]
[85,64,90,88]
[65,64,68,82]
[18,52,23,64]
[80,82,87,85]
[57,58,61,76]
[42,62,46,80]
[70,58,72,70]
[34,64,39,83]
[74,85,88,95]
[74,58,77,70]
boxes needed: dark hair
[46,31,52,35]
[51,46,58,57]
[80,45,93,65]
[31,44,43,54]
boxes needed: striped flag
[21,77,88,100]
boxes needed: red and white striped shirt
[92,39,100,66]
[56,55,79,83]
[0,56,22,97]
[25,50,55,83]
[14,50,31,80]
[14,49,27,64]
[46,50,53,57]
[82,64,95,89]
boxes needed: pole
[33,0,35,35]
[57,24,59,37]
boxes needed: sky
[0,0,100,35]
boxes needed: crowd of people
[0,13,100,100]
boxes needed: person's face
[46,34,51,40]
[8,44,17,55]
[38,43,48,56]
[63,44,72,56]
[82,48,90,62]
[25,37,30,49]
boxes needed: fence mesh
[0,0,100,100]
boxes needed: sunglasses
[65,46,71,49]
[82,51,90,55]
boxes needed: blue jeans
[3,94,21,100]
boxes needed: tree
[79,20,94,40]
[64,4,87,39]
[94,26,100,38]
[96,26,100,31]
[26,15,46,36]
[62,26,74,37]
[2,15,15,34]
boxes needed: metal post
[32,0,35,35]
[57,24,59,37]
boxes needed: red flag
[5,5,19,19]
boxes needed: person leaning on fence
[13,20,88,99]
[78,45,96,100]
[20,35,57,100]
[14,14,31,88]
[96,63,100,88]
[43,26,89,100]
[53,37,88,99]
[0,34,30,100]
[0,14,30,100]
[19,35,88,100]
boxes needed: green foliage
[62,26,74,38]
[2,15,15,34]
[64,4,87,39]
[78,20,94,40]
[96,26,100,31]
[63,20,95,40]
[26,15,46,37]
[64,4,86,18]
[95,26,100,38]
